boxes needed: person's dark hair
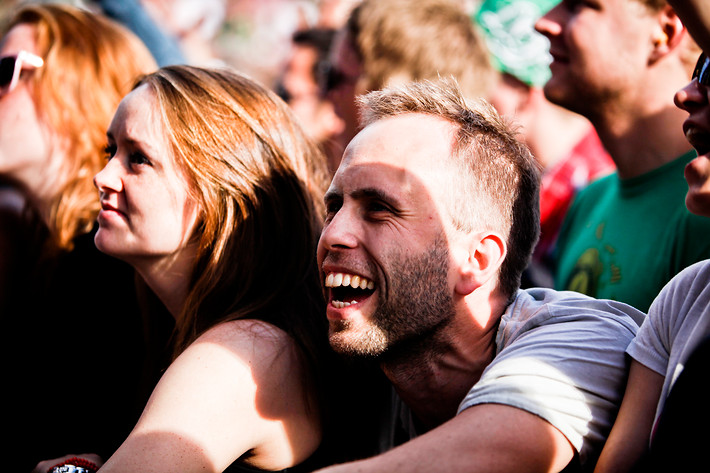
[293,27,337,87]
[359,78,541,300]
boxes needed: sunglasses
[692,52,710,87]
[0,50,44,95]
[318,61,358,96]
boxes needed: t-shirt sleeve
[457,303,638,465]
[628,260,710,376]
[626,286,677,376]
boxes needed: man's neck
[591,103,692,179]
[380,296,505,431]
[585,67,694,179]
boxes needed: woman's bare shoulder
[194,319,296,362]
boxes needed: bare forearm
[594,361,664,473]
[315,404,574,473]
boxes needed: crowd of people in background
[2,0,710,472]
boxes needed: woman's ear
[454,231,506,296]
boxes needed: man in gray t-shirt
[314,79,643,473]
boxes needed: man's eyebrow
[324,188,342,203]
[324,187,402,207]
[351,187,397,203]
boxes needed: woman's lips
[684,122,710,156]
[98,202,126,221]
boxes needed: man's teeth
[332,300,357,308]
[325,272,375,290]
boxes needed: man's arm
[315,403,574,473]
[668,0,710,53]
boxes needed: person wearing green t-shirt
[535,0,710,312]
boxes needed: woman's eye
[129,152,151,166]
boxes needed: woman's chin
[685,190,710,218]
[94,231,129,260]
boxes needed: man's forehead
[329,113,456,200]
[340,113,456,170]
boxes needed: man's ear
[454,232,507,296]
[649,5,686,63]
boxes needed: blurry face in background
[535,0,658,116]
[675,53,710,218]
[325,29,363,156]
[281,42,344,165]
[0,23,53,186]
[94,85,200,269]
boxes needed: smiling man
[314,79,645,473]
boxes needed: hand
[31,454,103,473]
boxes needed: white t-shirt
[379,288,643,467]
[627,259,710,425]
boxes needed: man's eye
[325,201,341,220]
[104,144,116,160]
[367,202,391,213]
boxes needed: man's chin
[328,323,388,360]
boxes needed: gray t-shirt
[627,259,710,426]
[379,288,643,467]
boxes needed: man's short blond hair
[358,78,541,300]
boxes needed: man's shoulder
[499,288,644,343]
[459,288,643,465]
[649,259,710,317]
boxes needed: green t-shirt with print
[553,151,710,312]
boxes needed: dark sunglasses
[318,61,358,96]
[692,52,710,87]
[0,50,44,95]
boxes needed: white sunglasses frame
[0,50,44,94]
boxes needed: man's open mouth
[325,272,376,308]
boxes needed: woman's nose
[93,157,123,193]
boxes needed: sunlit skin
[675,73,710,217]
[535,0,694,179]
[317,113,465,360]
[317,112,515,427]
[94,85,200,290]
[90,82,322,472]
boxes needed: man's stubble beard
[328,239,456,362]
